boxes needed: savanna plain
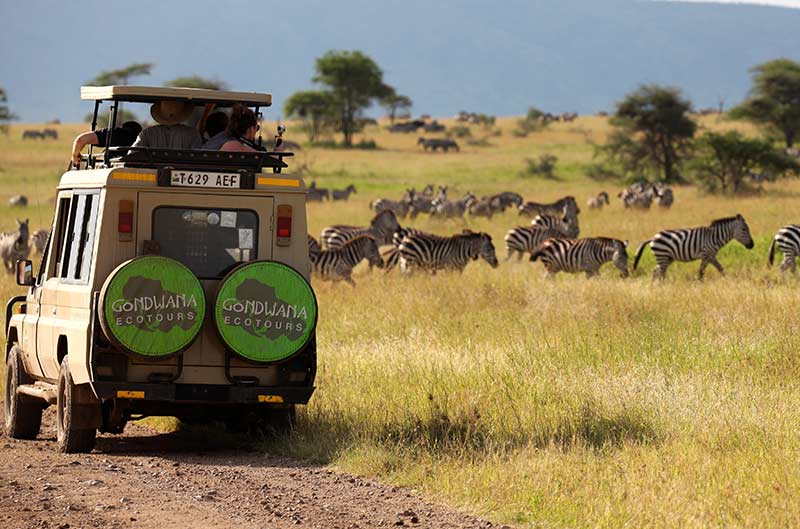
[1,116,798,528]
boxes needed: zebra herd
[307,191,800,283]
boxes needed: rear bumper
[91,381,314,405]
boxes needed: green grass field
[1,117,799,528]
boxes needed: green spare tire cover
[214,260,317,363]
[99,256,206,359]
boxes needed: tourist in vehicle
[219,104,261,152]
[201,111,231,149]
[131,100,203,149]
[71,121,142,165]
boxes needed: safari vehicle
[4,86,317,453]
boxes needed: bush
[515,106,550,136]
[448,125,472,138]
[521,153,558,179]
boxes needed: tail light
[276,205,292,247]
[119,200,134,241]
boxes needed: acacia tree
[602,84,697,183]
[88,62,153,85]
[0,87,16,134]
[691,131,799,193]
[164,75,228,90]
[284,90,336,143]
[730,59,800,148]
[313,50,392,146]
[381,91,412,124]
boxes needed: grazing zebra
[381,227,431,271]
[467,196,495,218]
[309,235,384,285]
[308,234,321,260]
[30,229,49,255]
[530,237,629,278]
[321,209,401,249]
[0,219,30,272]
[489,191,524,212]
[768,224,800,273]
[308,181,329,200]
[432,192,475,218]
[398,230,498,274]
[518,196,580,219]
[332,184,357,201]
[587,191,610,209]
[408,189,437,218]
[530,213,580,238]
[370,196,411,218]
[504,226,573,261]
[633,214,754,280]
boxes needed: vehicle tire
[56,358,96,453]
[4,346,43,439]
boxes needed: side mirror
[16,259,34,287]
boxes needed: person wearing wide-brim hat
[131,100,203,150]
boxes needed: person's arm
[71,131,99,165]
[220,139,257,152]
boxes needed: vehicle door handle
[52,308,57,315]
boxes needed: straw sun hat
[150,100,194,125]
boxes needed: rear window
[152,207,258,278]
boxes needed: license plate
[170,170,240,189]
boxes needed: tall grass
[1,117,799,528]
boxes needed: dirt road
[0,410,501,529]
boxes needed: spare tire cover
[99,256,206,358]
[214,261,317,363]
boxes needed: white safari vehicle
[5,86,317,452]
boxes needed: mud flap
[72,383,102,429]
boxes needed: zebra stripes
[504,226,572,261]
[768,224,800,273]
[633,214,754,279]
[321,210,401,249]
[518,196,580,219]
[530,237,629,278]
[309,235,384,285]
[398,230,498,274]
[530,214,580,237]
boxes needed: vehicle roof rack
[107,147,292,172]
[80,85,272,107]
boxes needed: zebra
[30,229,49,256]
[381,227,430,271]
[308,234,322,260]
[308,181,329,200]
[398,230,498,274]
[489,191,524,212]
[0,219,30,273]
[633,214,754,280]
[432,192,475,218]
[408,188,437,218]
[332,184,357,201]
[321,209,401,249]
[467,196,495,219]
[767,224,800,273]
[530,213,580,238]
[370,195,411,218]
[309,235,384,285]
[587,191,610,209]
[518,196,580,220]
[503,226,573,261]
[530,237,629,278]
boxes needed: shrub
[521,153,558,179]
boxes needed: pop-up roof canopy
[80,85,272,107]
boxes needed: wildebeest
[418,138,460,152]
[389,120,425,133]
[22,130,44,140]
[42,128,58,139]
[0,219,30,272]
[8,195,28,207]
[332,185,357,201]
[423,120,446,133]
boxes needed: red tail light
[276,205,292,247]
[119,200,134,241]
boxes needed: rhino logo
[111,276,199,332]
[220,278,308,341]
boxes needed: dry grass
[1,116,799,528]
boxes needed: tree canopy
[691,130,799,193]
[164,75,228,91]
[380,91,412,124]
[87,63,153,85]
[730,58,800,148]
[0,87,16,134]
[312,50,393,146]
[284,90,336,143]
[602,84,697,183]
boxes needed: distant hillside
[0,0,798,123]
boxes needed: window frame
[59,189,101,285]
